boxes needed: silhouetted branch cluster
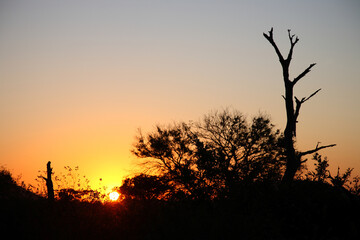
[37,164,105,202]
[305,153,330,182]
[130,109,285,200]
[303,153,360,196]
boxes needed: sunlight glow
[109,191,120,201]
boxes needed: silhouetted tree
[329,167,353,189]
[349,176,360,196]
[305,153,330,183]
[263,28,336,182]
[194,111,285,195]
[118,174,173,200]
[133,123,207,198]
[133,110,285,199]
[40,161,54,201]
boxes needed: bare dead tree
[41,161,54,201]
[263,28,336,182]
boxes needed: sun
[109,191,120,201]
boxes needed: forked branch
[288,29,299,46]
[263,28,285,63]
[286,29,299,62]
[294,88,322,133]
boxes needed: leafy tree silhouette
[132,109,285,199]
[118,174,173,200]
[263,28,336,182]
[305,153,330,183]
[349,175,360,195]
[329,167,353,189]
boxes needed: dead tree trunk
[42,161,54,201]
[263,28,336,182]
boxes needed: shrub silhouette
[305,153,330,182]
[329,167,353,189]
[118,174,173,200]
[37,165,106,202]
[0,166,39,200]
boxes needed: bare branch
[288,29,299,45]
[300,158,308,164]
[299,144,336,157]
[293,63,316,85]
[263,28,285,63]
[286,29,299,62]
[294,97,303,121]
[303,88,321,103]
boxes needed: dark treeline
[1,160,360,240]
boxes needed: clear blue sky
[0,0,359,189]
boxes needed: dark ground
[1,180,360,240]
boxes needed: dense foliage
[132,110,286,199]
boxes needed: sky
[1,0,359,191]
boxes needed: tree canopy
[131,110,285,199]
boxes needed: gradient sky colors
[1,0,359,190]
